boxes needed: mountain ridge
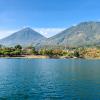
[39,21,100,47]
[0,27,46,47]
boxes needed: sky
[0,0,100,38]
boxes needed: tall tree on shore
[15,45,22,50]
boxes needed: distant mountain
[0,27,46,47]
[40,21,100,47]
[1,21,100,48]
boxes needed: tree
[23,46,37,55]
[31,47,37,54]
[52,49,63,56]
[74,51,80,57]
[15,45,22,50]
[39,49,47,55]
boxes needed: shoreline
[0,55,49,59]
[0,55,100,60]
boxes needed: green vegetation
[0,44,100,59]
[0,45,22,57]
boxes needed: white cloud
[34,28,65,37]
[72,24,77,26]
[0,30,17,39]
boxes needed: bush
[74,51,80,57]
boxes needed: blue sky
[0,0,100,38]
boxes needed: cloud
[34,28,65,37]
[0,30,17,39]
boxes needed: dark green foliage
[39,49,66,56]
[0,45,22,56]
[31,47,37,54]
[15,45,22,50]
[73,51,80,57]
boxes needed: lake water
[0,58,100,100]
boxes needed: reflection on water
[0,58,100,100]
